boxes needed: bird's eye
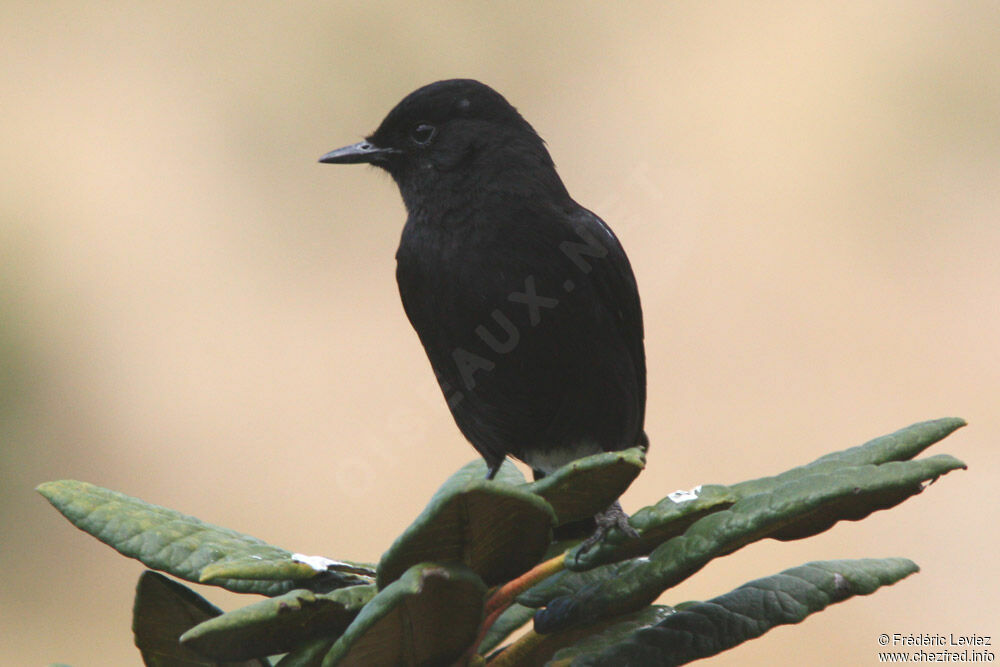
[411,124,436,145]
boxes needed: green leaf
[488,457,531,486]
[478,603,536,655]
[320,563,486,666]
[731,417,966,498]
[550,558,919,666]
[524,447,645,525]
[37,480,366,596]
[376,460,555,588]
[520,606,675,666]
[768,455,966,541]
[493,606,676,666]
[180,585,376,661]
[808,417,965,465]
[518,563,630,609]
[531,454,964,632]
[200,557,374,584]
[569,484,736,570]
[132,570,268,667]
[569,418,967,570]
[274,638,335,667]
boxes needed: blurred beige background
[2,2,997,665]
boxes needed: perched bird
[321,79,646,539]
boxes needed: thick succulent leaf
[377,460,555,588]
[198,558,319,582]
[180,585,376,661]
[525,447,645,525]
[492,606,675,666]
[549,558,918,666]
[537,606,674,665]
[767,455,966,541]
[569,484,736,570]
[518,562,632,609]
[571,418,965,570]
[731,417,965,498]
[805,417,964,465]
[488,457,531,485]
[478,603,537,655]
[532,454,964,632]
[200,557,374,584]
[320,562,486,666]
[274,638,335,667]
[132,570,268,667]
[439,457,528,486]
[37,480,365,596]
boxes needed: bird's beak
[318,141,398,165]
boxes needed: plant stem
[485,630,544,666]
[459,552,567,665]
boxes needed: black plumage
[320,79,646,499]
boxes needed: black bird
[320,79,646,539]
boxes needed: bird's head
[320,79,567,211]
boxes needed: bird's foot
[576,500,639,556]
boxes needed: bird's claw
[576,501,639,557]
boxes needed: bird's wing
[395,200,646,467]
[568,206,646,391]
